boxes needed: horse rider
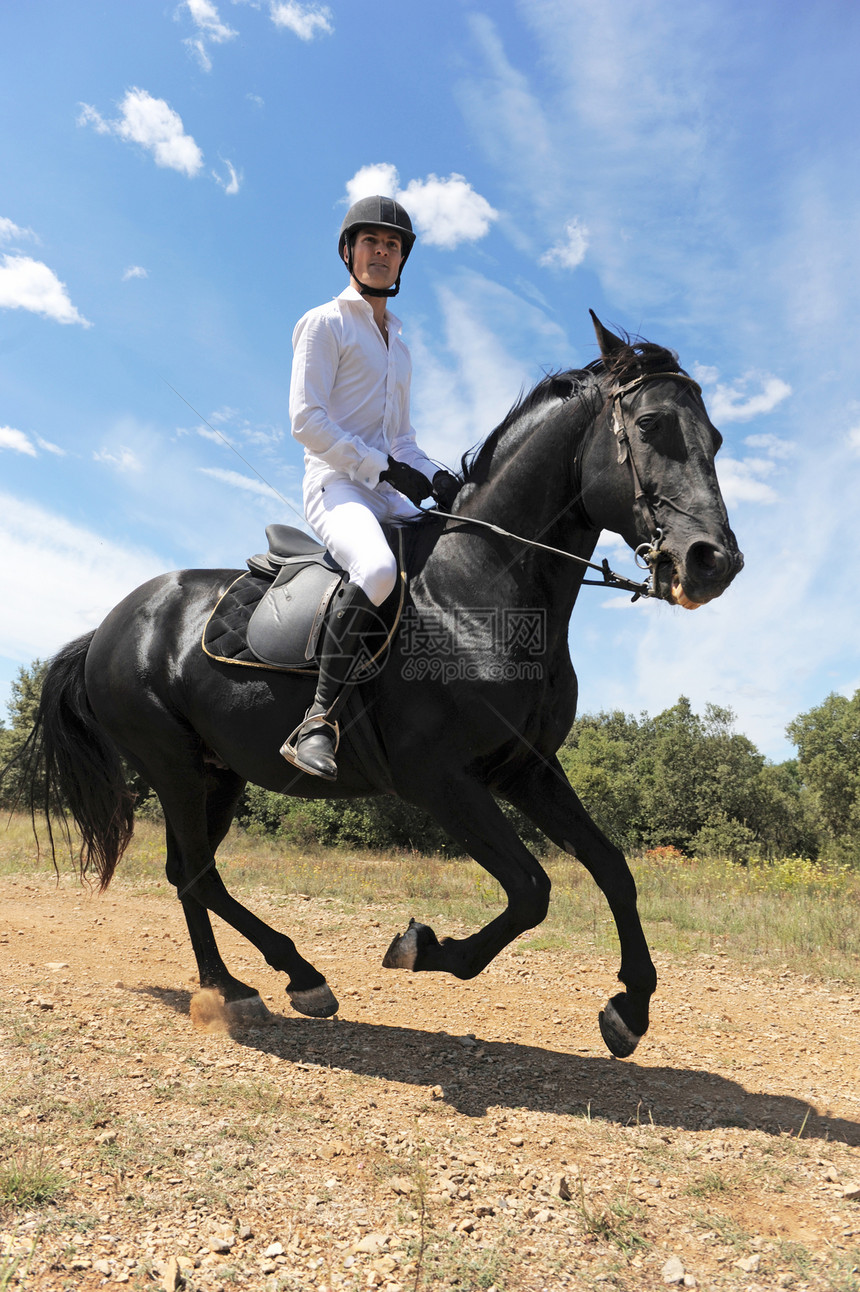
[281,194,459,780]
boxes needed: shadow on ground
[137,985,860,1147]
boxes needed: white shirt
[289,286,439,495]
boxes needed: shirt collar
[338,285,402,334]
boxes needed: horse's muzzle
[656,539,744,608]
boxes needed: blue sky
[2,0,859,762]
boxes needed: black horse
[24,315,742,1058]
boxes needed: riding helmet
[338,196,415,296]
[338,196,416,260]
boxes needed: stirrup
[279,709,340,779]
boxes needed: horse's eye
[637,413,664,435]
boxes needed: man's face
[346,225,404,292]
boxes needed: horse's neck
[471,413,598,559]
[445,413,600,626]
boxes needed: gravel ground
[1,872,859,1292]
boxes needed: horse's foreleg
[504,756,657,1057]
[383,777,551,980]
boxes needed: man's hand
[431,470,459,511]
[379,457,433,507]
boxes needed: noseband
[609,370,703,574]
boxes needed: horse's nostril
[689,542,727,579]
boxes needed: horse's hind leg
[167,769,269,1022]
[503,756,657,1058]
[150,752,338,1019]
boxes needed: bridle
[428,367,704,602]
[608,369,703,582]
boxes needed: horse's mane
[461,334,682,486]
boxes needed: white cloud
[345,166,498,250]
[744,432,795,459]
[0,426,64,457]
[846,426,860,456]
[76,103,111,134]
[270,1,333,40]
[694,363,792,425]
[0,492,166,664]
[192,425,227,446]
[35,436,65,456]
[842,432,860,466]
[460,9,749,301]
[400,174,498,249]
[122,265,148,281]
[182,0,238,71]
[0,254,91,327]
[461,14,556,213]
[213,159,242,195]
[540,218,589,270]
[93,446,142,472]
[410,270,570,466]
[706,372,792,424]
[346,164,400,208]
[78,89,204,177]
[200,466,284,500]
[177,405,285,455]
[0,426,37,457]
[715,456,778,506]
[208,406,239,424]
[0,217,37,245]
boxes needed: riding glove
[431,470,460,511]
[379,456,434,507]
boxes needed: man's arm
[290,313,389,488]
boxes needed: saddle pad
[202,571,299,671]
[202,531,406,674]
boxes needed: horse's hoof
[382,918,437,970]
[288,983,339,1018]
[598,1000,643,1058]
[225,993,271,1024]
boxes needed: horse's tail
[22,632,135,890]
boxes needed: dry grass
[2,812,859,988]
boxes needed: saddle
[202,524,406,674]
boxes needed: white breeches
[303,477,421,607]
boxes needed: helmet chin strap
[358,279,401,299]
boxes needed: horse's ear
[590,310,625,356]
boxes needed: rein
[427,506,655,600]
[428,368,704,603]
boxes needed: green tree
[787,690,860,862]
[0,660,49,808]
[561,697,811,860]
[236,785,461,853]
[558,710,646,851]
[236,784,544,855]
[753,760,821,859]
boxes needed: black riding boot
[280,582,376,780]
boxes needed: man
[281,194,458,780]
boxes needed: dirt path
[1,872,859,1291]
